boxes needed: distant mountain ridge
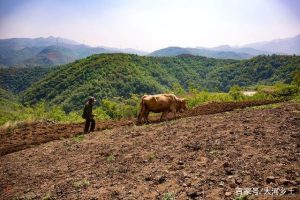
[243,34,300,55]
[0,36,148,68]
[0,34,299,67]
[148,46,255,59]
[148,34,300,58]
[0,36,79,50]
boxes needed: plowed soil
[0,100,281,157]
[0,101,299,200]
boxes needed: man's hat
[88,96,96,102]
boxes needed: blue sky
[0,0,299,51]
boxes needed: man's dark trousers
[84,118,95,133]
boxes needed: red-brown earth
[0,101,299,199]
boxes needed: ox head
[176,98,187,112]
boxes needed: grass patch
[209,149,219,155]
[235,195,248,200]
[73,134,85,142]
[73,179,90,189]
[161,192,175,200]
[291,93,300,103]
[42,192,55,200]
[107,154,115,162]
[148,152,156,161]
[0,120,30,133]
[248,103,281,110]
[187,91,233,108]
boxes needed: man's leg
[84,118,91,133]
[90,118,95,132]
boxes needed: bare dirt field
[0,101,299,199]
[0,100,281,157]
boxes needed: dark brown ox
[137,94,187,124]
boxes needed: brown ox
[137,94,187,124]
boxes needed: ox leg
[138,109,146,124]
[160,112,164,121]
[170,106,177,119]
[160,111,168,121]
[145,111,150,123]
[137,111,143,124]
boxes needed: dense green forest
[0,88,22,124]
[0,67,54,94]
[0,53,299,126]
[19,54,299,112]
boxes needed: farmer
[82,96,96,134]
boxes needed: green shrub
[161,192,175,200]
[93,107,110,120]
[101,94,140,119]
[187,90,232,108]
[257,82,298,98]
[292,93,300,103]
[274,82,298,97]
[229,85,244,101]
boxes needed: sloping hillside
[0,67,54,94]
[21,54,300,111]
[21,54,176,112]
[0,103,299,199]
[0,88,23,125]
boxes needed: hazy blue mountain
[149,47,191,57]
[0,37,148,68]
[148,46,253,59]
[0,36,79,50]
[0,46,43,66]
[0,37,81,67]
[243,34,300,55]
[149,34,300,58]
[209,45,269,56]
[1,34,299,67]
[101,47,149,55]
[21,45,78,67]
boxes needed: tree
[292,70,300,89]
[171,82,185,96]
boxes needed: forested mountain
[0,67,54,94]
[21,53,300,112]
[21,54,177,111]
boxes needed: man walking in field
[82,96,96,134]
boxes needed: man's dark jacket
[82,103,93,119]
